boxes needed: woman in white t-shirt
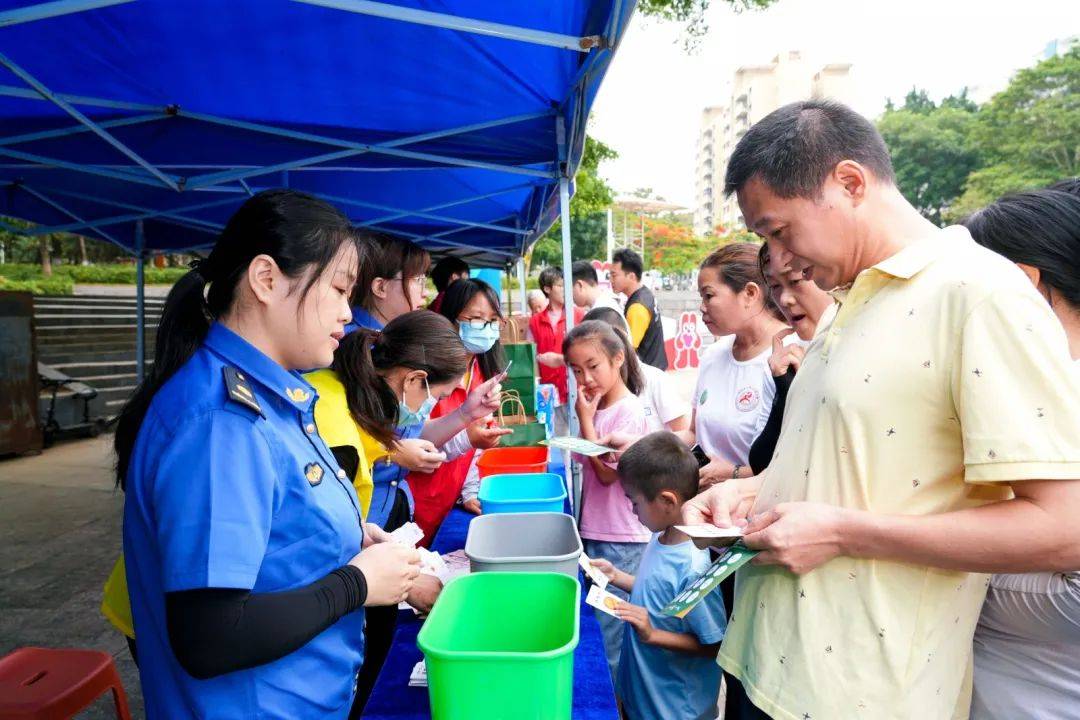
[965,186,1080,720]
[680,243,792,489]
[583,306,691,432]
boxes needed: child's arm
[589,558,634,593]
[615,603,721,657]
[576,394,622,486]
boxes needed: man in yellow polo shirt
[686,100,1080,720]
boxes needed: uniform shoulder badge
[222,366,263,416]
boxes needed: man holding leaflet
[683,100,1080,720]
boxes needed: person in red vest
[529,266,585,434]
[409,278,510,545]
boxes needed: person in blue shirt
[591,432,727,720]
[341,232,506,709]
[114,190,421,719]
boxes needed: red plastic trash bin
[476,446,549,478]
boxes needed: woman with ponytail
[112,190,421,719]
[304,309,478,712]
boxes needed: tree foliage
[530,135,617,270]
[637,0,777,47]
[878,90,981,226]
[878,47,1079,225]
[949,46,1079,220]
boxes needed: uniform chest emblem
[735,386,760,412]
[305,462,324,486]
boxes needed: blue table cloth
[362,475,618,718]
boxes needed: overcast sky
[588,0,1078,207]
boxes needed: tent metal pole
[28,196,239,236]
[17,184,121,246]
[135,220,146,383]
[292,0,603,52]
[359,182,535,228]
[0,50,179,190]
[0,0,134,29]
[516,256,527,320]
[554,114,581,517]
[0,113,165,148]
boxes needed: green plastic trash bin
[417,572,580,720]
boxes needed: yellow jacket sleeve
[625,303,651,348]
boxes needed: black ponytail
[114,189,354,489]
[332,310,469,448]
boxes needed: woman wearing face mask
[410,278,509,544]
[343,232,506,532]
[112,190,421,719]
[746,243,836,474]
[305,309,476,714]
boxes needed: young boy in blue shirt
[590,431,727,720]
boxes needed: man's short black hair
[431,256,470,292]
[572,260,598,286]
[724,100,896,200]
[611,248,643,280]
[617,432,700,502]
[538,266,563,296]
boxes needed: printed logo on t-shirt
[698,389,708,406]
[643,407,654,416]
[735,386,760,412]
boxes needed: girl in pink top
[564,319,650,677]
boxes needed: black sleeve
[747,368,795,475]
[166,565,367,680]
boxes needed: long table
[362,505,620,719]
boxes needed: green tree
[948,47,1079,220]
[877,95,980,226]
[637,0,776,46]
[530,135,617,270]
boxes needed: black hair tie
[188,257,215,282]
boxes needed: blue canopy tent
[0,0,633,514]
[0,0,633,362]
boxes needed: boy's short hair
[572,260,599,285]
[538,266,563,296]
[611,248,643,279]
[431,256,469,292]
[617,432,700,501]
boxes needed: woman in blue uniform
[115,189,421,719]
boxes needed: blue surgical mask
[458,319,500,354]
[398,376,437,428]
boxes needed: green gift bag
[502,343,537,380]
[497,391,547,448]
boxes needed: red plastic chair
[0,647,131,720]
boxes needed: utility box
[0,291,42,455]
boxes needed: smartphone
[690,444,710,469]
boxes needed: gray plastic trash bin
[465,512,582,577]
